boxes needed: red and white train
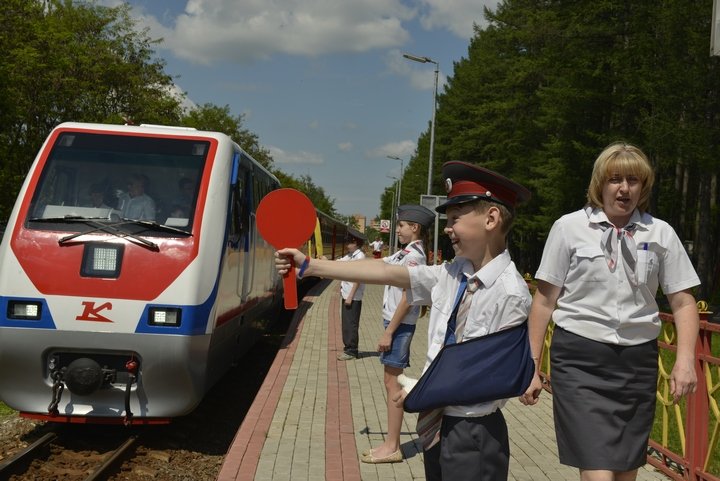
[0,122,346,424]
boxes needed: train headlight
[8,301,42,320]
[81,243,123,278]
[148,308,182,327]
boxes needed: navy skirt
[550,326,658,471]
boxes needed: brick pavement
[218,280,670,480]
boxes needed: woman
[361,204,435,464]
[520,142,700,481]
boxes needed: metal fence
[538,308,719,481]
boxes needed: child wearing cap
[336,230,366,361]
[361,204,435,464]
[276,161,531,479]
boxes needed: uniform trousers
[423,409,509,481]
[340,299,362,356]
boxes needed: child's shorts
[379,319,416,368]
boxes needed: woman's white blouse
[535,208,700,345]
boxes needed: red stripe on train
[9,127,218,300]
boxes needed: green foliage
[0,0,337,225]
[0,402,15,416]
[180,104,274,169]
[272,171,338,217]
[0,0,182,220]
[2,0,719,284]
[397,0,720,292]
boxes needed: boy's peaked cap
[397,204,435,228]
[436,161,531,213]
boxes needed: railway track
[0,428,139,480]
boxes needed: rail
[0,429,139,480]
[537,305,719,481]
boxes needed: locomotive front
[0,123,234,424]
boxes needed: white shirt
[119,193,156,221]
[535,207,700,345]
[407,250,531,417]
[338,249,366,300]
[382,240,425,325]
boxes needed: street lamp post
[403,53,438,196]
[386,175,399,251]
[386,155,404,207]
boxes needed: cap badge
[485,191,492,197]
[445,178,452,193]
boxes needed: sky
[106,0,500,222]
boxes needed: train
[0,122,348,424]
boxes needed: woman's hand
[670,355,697,404]
[666,289,699,404]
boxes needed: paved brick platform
[218,280,669,481]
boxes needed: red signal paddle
[256,188,317,309]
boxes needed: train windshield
[26,131,209,236]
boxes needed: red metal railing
[538,309,719,480]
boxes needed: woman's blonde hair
[586,142,655,212]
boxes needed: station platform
[217,279,670,481]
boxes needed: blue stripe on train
[0,297,56,329]
[0,294,213,336]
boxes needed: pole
[401,53,438,196]
[432,196,439,264]
[387,156,404,207]
[399,158,403,206]
[401,53,440,259]
[389,187,396,253]
[387,175,399,253]
[394,179,400,251]
[428,63,438,196]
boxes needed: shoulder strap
[444,276,468,345]
[409,241,425,257]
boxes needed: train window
[27,132,209,236]
[229,165,250,247]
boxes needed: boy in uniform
[371,236,384,258]
[336,229,366,360]
[276,161,531,479]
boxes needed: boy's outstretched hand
[275,248,305,275]
[519,373,544,406]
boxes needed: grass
[0,401,15,416]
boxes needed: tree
[180,104,274,169]
[0,0,182,220]
[272,171,338,218]
[397,0,720,300]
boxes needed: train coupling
[46,354,138,417]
